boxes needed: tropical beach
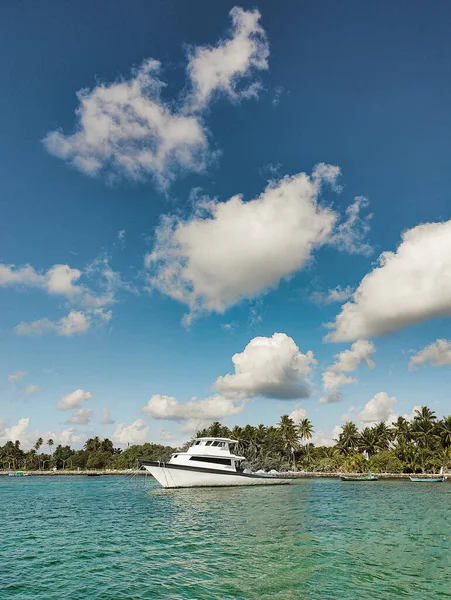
[3,0,451,597]
[2,407,451,476]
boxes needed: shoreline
[1,470,447,479]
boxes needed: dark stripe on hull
[139,460,292,480]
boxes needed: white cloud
[25,385,39,395]
[1,258,120,335]
[0,417,84,450]
[329,340,375,372]
[329,196,372,256]
[58,389,92,410]
[68,408,92,425]
[402,405,422,423]
[0,263,113,309]
[0,418,30,445]
[147,164,370,321]
[15,310,91,336]
[187,6,269,110]
[288,407,307,425]
[43,7,270,190]
[311,429,336,447]
[112,418,150,445]
[214,333,316,399]
[142,393,245,422]
[358,392,398,428]
[332,424,344,440]
[158,428,175,441]
[327,220,451,341]
[43,59,209,189]
[8,370,26,383]
[320,340,375,403]
[101,407,115,425]
[311,285,353,306]
[409,339,451,370]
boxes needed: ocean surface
[1,476,451,599]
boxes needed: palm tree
[373,422,392,452]
[391,416,411,443]
[47,439,54,455]
[358,427,378,458]
[278,415,300,470]
[34,437,43,452]
[438,416,451,449]
[411,412,439,450]
[337,422,359,455]
[297,418,314,443]
[414,406,436,422]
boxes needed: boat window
[205,441,212,446]
[173,454,178,458]
[189,456,232,466]
[194,441,200,445]
[212,441,220,446]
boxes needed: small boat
[409,476,445,483]
[8,471,27,477]
[341,472,378,482]
[140,437,292,489]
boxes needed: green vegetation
[196,407,451,473]
[0,436,174,472]
[1,406,450,473]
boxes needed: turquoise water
[1,476,451,599]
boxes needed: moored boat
[409,476,445,483]
[140,437,292,489]
[341,472,378,482]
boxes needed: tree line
[1,406,450,473]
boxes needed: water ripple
[1,477,451,599]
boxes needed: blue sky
[1,0,451,448]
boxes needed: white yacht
[139,437,292,488]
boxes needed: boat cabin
[169,437,245,472]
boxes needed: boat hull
[409,477,444,483]
[140,460,292,488]
[340,476,378,481]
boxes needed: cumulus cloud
[0,263,114,309]
[25,385,39,395]
[101,407,115,425]
[0,418,30,445]
[146,164,370,321]
[15,310,91,336]
[142,393,245,422]
[326,220,451,341]
[0,417,84,450]
[8,371,26,383]
[187,6,269,109]
[2,257,120,335]
[329,196,372,256]
[58,389,92,410]
[44,59,209,189]
[320,340,375,403]
[288,407,307,424]
[112,418,150,445]
[158,428,175,441]
[43,8,268,189]
[358,392,398,428]
[68,408,92,425]
[311,285,353,306]
[214,333,316,399]
[409,339,451,370]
